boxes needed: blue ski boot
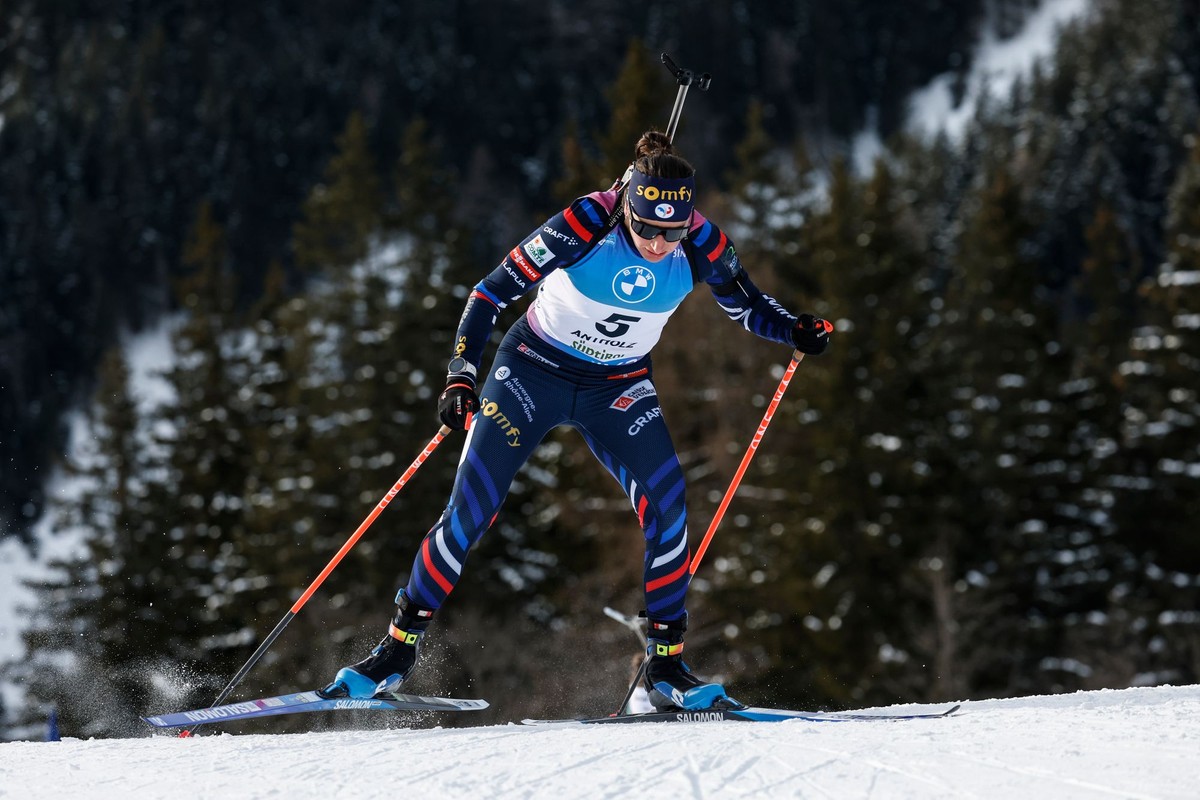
[643,614,737,711]
[319,590,435,699]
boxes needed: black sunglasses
[628,214,689,242]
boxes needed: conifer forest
[2,0,1199,737]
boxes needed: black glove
[791,313,832,355]
[438,379,479,430]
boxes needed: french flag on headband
[627,169,695,223]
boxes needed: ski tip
[942,704,962,717]
[178,729,194,738]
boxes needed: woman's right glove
[438,379,479,429]
[792,313,833,355]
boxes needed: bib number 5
[596,313,641,338]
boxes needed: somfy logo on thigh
[613,266,655,303]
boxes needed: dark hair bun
[632,129,694,179]
[634,130,675,161]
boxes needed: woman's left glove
[438,379,479,429]
[792,313,833,355]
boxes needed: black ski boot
[643,614,735,711]
[319,591,435,699]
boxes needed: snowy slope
[2,685,1197,799]
[906,0,1092,140]
[853,0,1092,173]
[0,322,179,728]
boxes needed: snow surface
[2,685,1197,799]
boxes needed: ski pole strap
[690,351,804,577]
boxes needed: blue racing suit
[402,190,799,622]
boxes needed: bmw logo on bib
[614,266,655,304]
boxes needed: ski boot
[643,614,738,711]
[319,590,435,699]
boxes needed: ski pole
[615,659,648,717]
[690,351,804,577]
[604,606,651,715]
[181,424,454,736]
[611,352,802,717]
[603,606,648,648]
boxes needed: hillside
[2,684,1196,799]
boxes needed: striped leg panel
[582,432,692,621]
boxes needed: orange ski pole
[614,355,802,715]
[690,352,804,576]
[181,424,454,735]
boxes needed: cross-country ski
[6,7,1197,800]
[143,690,488,729]
[522,703,962,726]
